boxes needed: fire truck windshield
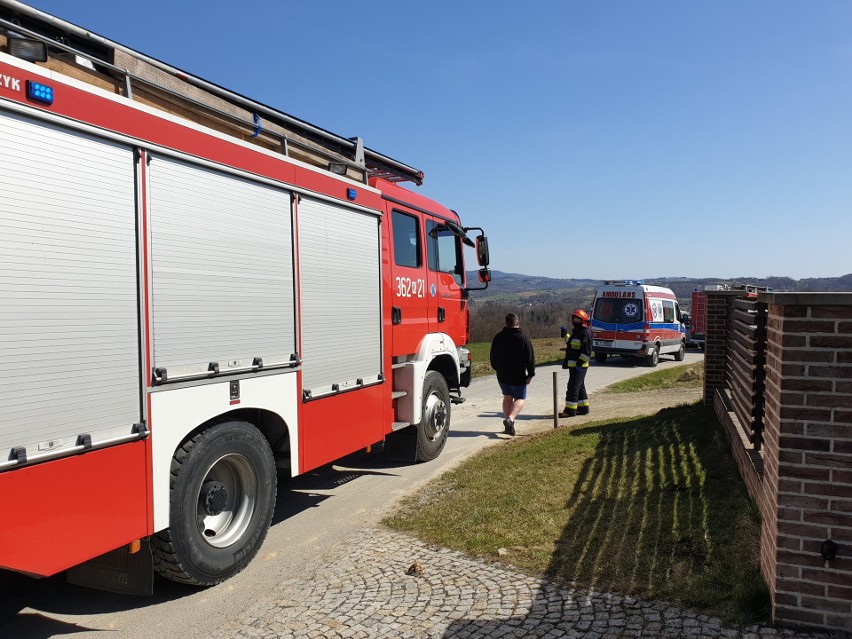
[427,221,463,285]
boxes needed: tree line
[469,296,591,342]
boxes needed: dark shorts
[498,381,528,400]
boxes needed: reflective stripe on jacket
[564,326,592,369]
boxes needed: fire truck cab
[590,281,686,367]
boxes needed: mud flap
[382,426,418,462]
[66,539,154,595]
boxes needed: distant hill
[468,271,852,303]
[466,271,597,298]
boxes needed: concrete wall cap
[759,292,852,306]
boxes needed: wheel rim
[196,453,258,548]
[422,391,448,442]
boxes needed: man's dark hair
[505,313,519,327]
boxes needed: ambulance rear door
[591,287,645,353]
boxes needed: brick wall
[708,292,852,634]
[702,292,736,406]
[762,294,852,633]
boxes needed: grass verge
[603,361,703,394]
[384,402,769,624]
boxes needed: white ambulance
[590,280,687,367]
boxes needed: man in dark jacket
[489,313,536,436]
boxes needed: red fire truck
[688,287,712,349]
[0,1,490,593]
[689,284,766,349]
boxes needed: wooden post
[553,371,559,429]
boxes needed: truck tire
[415,371,450,462]
[674,342,686,361]
[594,353,608,363]
[151,420,276,586]
[646,344,660,367]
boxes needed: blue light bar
[26,80,54,105]
[347,188,357,201]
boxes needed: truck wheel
[151,420,276,586]
[415,371,450,462]
[646,344,660,367]
[594,353,608,363]
[674,342,686,361]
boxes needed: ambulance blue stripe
[592,320,643,330]
[648,322,684,331]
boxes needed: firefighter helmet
[572,309,590,326]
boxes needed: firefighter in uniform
[559,309,592,417]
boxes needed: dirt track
[552,386,704,428]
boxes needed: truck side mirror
[476,235,489,267]
[478,267,491,283]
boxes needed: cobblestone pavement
[213,527,831,639]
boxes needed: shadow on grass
[552,404,769,621]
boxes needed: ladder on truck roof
[0,0,425,186]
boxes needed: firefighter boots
[558,408,577,418]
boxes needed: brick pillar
[760,293,852,633]
[703,291,739,405]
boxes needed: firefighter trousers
[565,366,589,410]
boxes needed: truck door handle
[392,307,402,325]
[438,307,446,323]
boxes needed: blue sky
[25,1,852,280]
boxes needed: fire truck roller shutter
[0,110,141,463]
[147,156,296,380]
[298,197,382,398]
